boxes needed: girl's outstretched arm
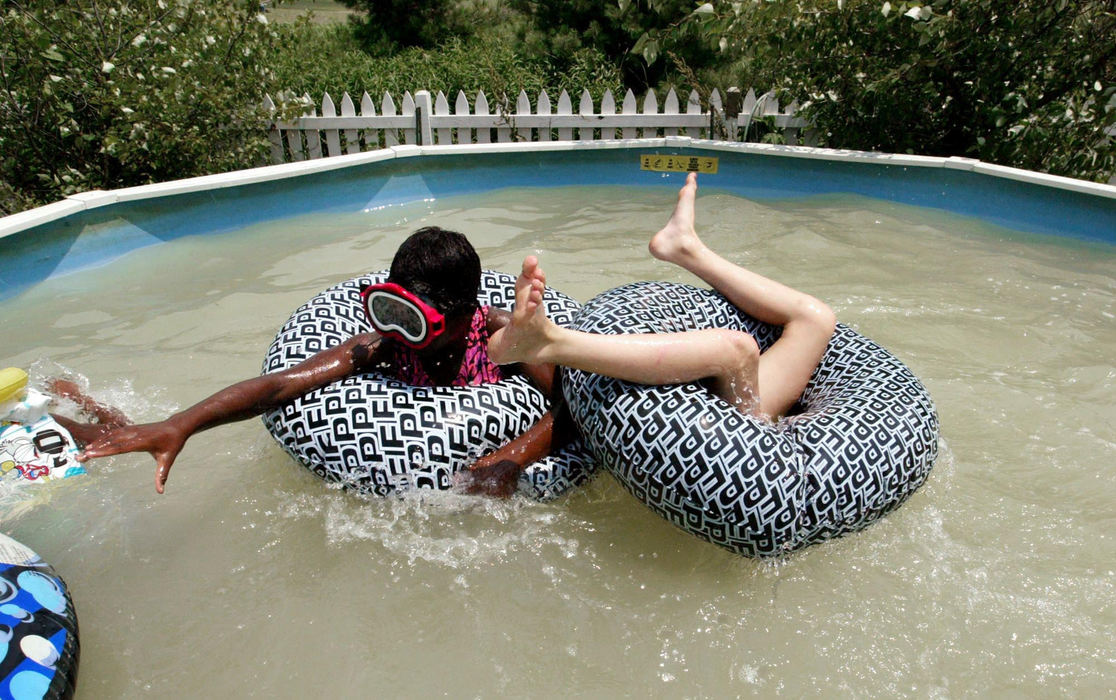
[79,332,384,493]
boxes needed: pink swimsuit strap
[390,306,507,387]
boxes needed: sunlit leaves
[903,4,931,20]
[1,0,299,214]
[685,0,1116,182]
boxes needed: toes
[515,256,548,314]
[521,255,538,276]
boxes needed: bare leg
[490,173,834,418]
[489,257,763,415]
[649,173,836,417]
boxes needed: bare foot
[648,172,706,264]
[488,256,557,365]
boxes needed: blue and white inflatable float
[0,532,79,700]
[564,282,940,557]
[262,270,597,500]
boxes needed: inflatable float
[262,270,596,500]
[0,532,79,699]
[563,282,939,557]
[1,369,83,485]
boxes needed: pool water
[1,183,1114,696]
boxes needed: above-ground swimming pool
[1,140,1114,695]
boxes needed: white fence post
[340,93,360,155]
[360,92,378,150]
[663,88,679,137]
[599,90,616,141]
[321,92,341,156]
[494,94,512,143]
[556,90,573,141]
[621,90,638,140]
[434,91,453,145]
[263,94,284,164]
[301,93,322,159]
[577,90,594,140]
[475,92,491,144]
[401,92,417,145]
[382,92,398,147]
[515,91,532,142]
[686,89,702,139]
[415,90,433,146]
[537,90,553,142]
[454,91,472,144]
[643,90,659,139]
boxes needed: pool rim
[3,137,1114,241]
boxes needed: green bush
[692,0,1116,182]
[269,21,623,102]
[0,0,298,215]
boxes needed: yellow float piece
[0,368,29,405]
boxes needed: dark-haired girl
[74,225,559,495]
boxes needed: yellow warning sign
[639,154,718,174]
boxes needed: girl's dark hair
[388,226,481,318]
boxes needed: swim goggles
[361,282,445,349]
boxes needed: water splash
[276,488,587,570]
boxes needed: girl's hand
[78,421,188,494]
[453,458,523,499]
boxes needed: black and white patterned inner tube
[562,281,939,557]
[0,532,80,700]
[262,270,596,501]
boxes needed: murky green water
[2,183,1114,696]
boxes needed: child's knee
[721,330,760,369]
[800,296,837,337]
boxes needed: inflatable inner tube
[563,282,939,557]
[0,532,79,700]
[262,270,596,500]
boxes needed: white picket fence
[264,87,812,164]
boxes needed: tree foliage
[692,0,1116,182]
[337,0,482,56]
[509,0,719,93]
[270,21,622,101]
[0,0,295,215]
